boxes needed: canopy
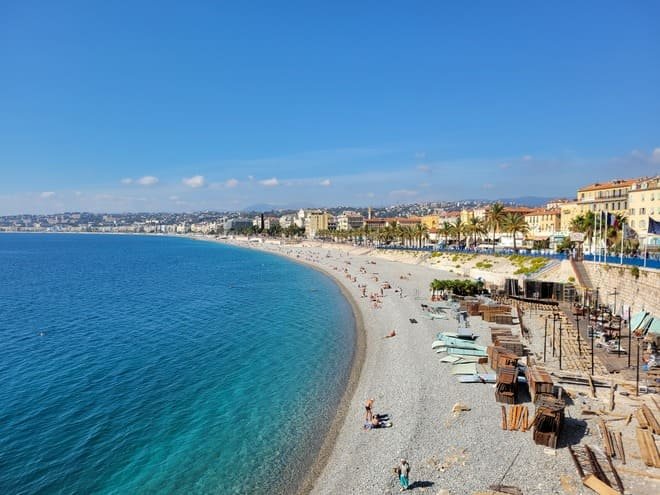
[630,311,649,331]
[647,317,660,336]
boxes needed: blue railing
[375,245,660,270]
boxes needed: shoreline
[203,237,367,495]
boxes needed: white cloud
[417,164,431,173]
[136,176,159,186]
[499,163,511,169]
[482,183,494,190]
[182,175,206,188]
[169,195,179,201]
[247,175,254,181]
[319,179,331,186]
[259,177,279,187]
[415,151,426,159]
[522,155,533,161]
[226,178,239,188]
[40,191,55,198]
[121,178,133,185]
[652,148,660,164]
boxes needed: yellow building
[576,178,635,215]
[559,201,581,233]
[459,208,486,223]
[627,176,659,238]
[305,211,332,238]
[524,208,561,236]
[420,214,439,230]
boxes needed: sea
[0,234,355,494]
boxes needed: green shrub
[630,266,640,279]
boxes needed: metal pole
[591,321,595,375]
[576,314,581,357]
[627,306,632,368]
[559,319,563,370]
[636,338,640,396]
[552,315,557,357]
[544,317,548,362]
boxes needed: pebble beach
[224,239,583,495]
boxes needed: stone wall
[583,262,660,316]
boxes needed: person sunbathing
[364,414,392,429]
[384,330,396,338]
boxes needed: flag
[608,213,618,228]
[649,217,660,235]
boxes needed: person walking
[395,458,410,491]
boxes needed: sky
[1,1,659,214]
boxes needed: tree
[413,223,429,248]
[466,216,486,248]
[485,203,506,252]
[450,217,464,248]
[438,221,452,247]
[501,212,529,253]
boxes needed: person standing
[396,458,410,491]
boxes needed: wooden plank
[617,466,660,480]
[582,474,621,495]
[501,405,507,430]
[641,404,660,434]
[588,375,596,398]
[616,432,625,465]
[636,408,649,429]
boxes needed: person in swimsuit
[364,398,374,422]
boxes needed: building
[559,201,581,233]
[224,218,253,232]
[364,218,387,231]
[627,176,659,242]
[420,214,439,230]
[305,210,332,238]
[576,178,636,216]
[460,208,486,224]
[524,208,561,235]
[336,211,365,231]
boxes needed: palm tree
[570,211,596,252]
[466,216,486,248]
[502,212,529,253]
[485,203,506,252]
[450,217,464,248]
[438,221,452,247]
[413,223,429,248]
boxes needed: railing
[374,245,660,270]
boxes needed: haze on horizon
[1,1,659,215]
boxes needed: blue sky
[1,1,659,214]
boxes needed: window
[640,208,646,214]
[630,208,635,215]
[640,220,646,228]
[631,220,635,228]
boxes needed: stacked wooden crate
[487,345,517,372]
[495,365,518,404]
[525,366,554,403]
[531,395,565,448]
[480,304,512,322]
[491,327,525,356]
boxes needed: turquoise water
[0,234,355,494]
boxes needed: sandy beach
[219,238,583,494]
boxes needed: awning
[630,311,649,331]
[647,317,660,335]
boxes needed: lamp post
[591,319,595,375]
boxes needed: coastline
[201,236,367,495]
[216,237,582,495]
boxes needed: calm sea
[0,234,355,494]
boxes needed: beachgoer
[398,459,410,491]
[364,398,374,421]
[384,330,396,338]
